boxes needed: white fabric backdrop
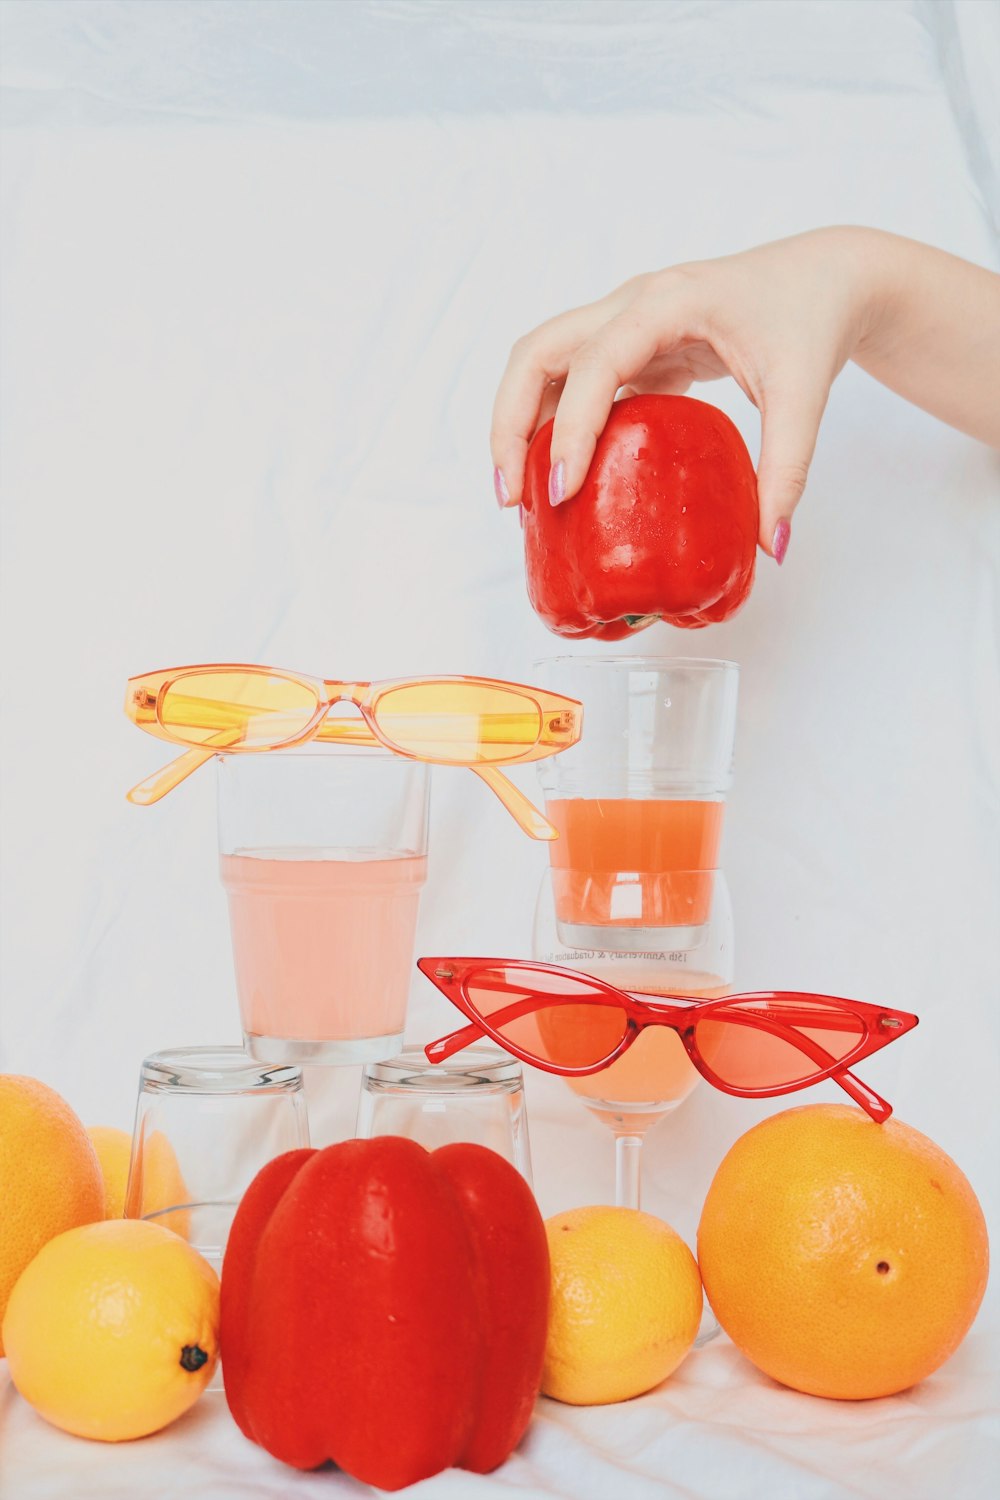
[1,3,998,1496]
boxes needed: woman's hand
[490,227,1000,562]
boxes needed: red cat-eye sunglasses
[418,958,919,1124]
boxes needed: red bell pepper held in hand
[220,1137,550,1491]
[522,394,759,639]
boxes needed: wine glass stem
[614,1131,643,1209]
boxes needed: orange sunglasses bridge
[124,665,583,841]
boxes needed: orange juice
[546,798,724,929]
[221,848,426,1046]
[568,972,729,1131]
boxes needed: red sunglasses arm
[830,1069,892,1123]
[425,1017,893,1121]
[642,994,909,1037]
[698,1008,895,1123]
[459,988,884,1082]
[424,1021,485,1063]
[424,986,877,1070]
[424,990,596,1065]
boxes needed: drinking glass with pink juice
[217,751,429,1065]
[536,657,738,950]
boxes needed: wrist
[823,226,906,359]
[772,226,893,367]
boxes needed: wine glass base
[555,919,708,953]
[695,1304,721,1347]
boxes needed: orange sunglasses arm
[125,724,380,804]
[127,747,216,805]
[471,765,556,840]
[126,725,247,805]
[313,718,381,746]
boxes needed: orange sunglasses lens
[695,998,865,1089]
[158,670,319,749]
[373,682,542,764]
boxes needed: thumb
[756,382,829,563]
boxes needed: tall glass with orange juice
[536,657,738,951]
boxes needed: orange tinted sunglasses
[124,664,582,840]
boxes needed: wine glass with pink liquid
[533,655,738,1212]
[532,866,733,1210]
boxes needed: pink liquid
[220,848,427,1043]
[568,972,730,1131]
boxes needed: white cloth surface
[1,2,998,1497]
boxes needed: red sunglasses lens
[464,965,628,1069]
[695,997,865,1090]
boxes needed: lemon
[86,1125,190,1232]
[2,1218,219,1441]
[542,1206,702,1405]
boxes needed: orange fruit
[698,1104,989,1399]
[2,1218,219,1440]
[86,1125,190,1233]
[0,1075,106,1353]
[542,1206,702,1404]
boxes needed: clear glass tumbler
[355,1046,534,1186]
[124,1046,310,1381]
[217,748,430,1064]
[535,656,738,951]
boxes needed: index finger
[548,309,664,503]
[490,301,622,506]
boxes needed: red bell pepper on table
[522,394,759,638]
[221,1136,550,1491]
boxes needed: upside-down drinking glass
[124,1046,310,1386]
[123,1046,309,1233]
[356,1046,533,1185]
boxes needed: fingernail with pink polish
[772,518,791,565]
[548,460,566,507]
[493,466,510,508]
